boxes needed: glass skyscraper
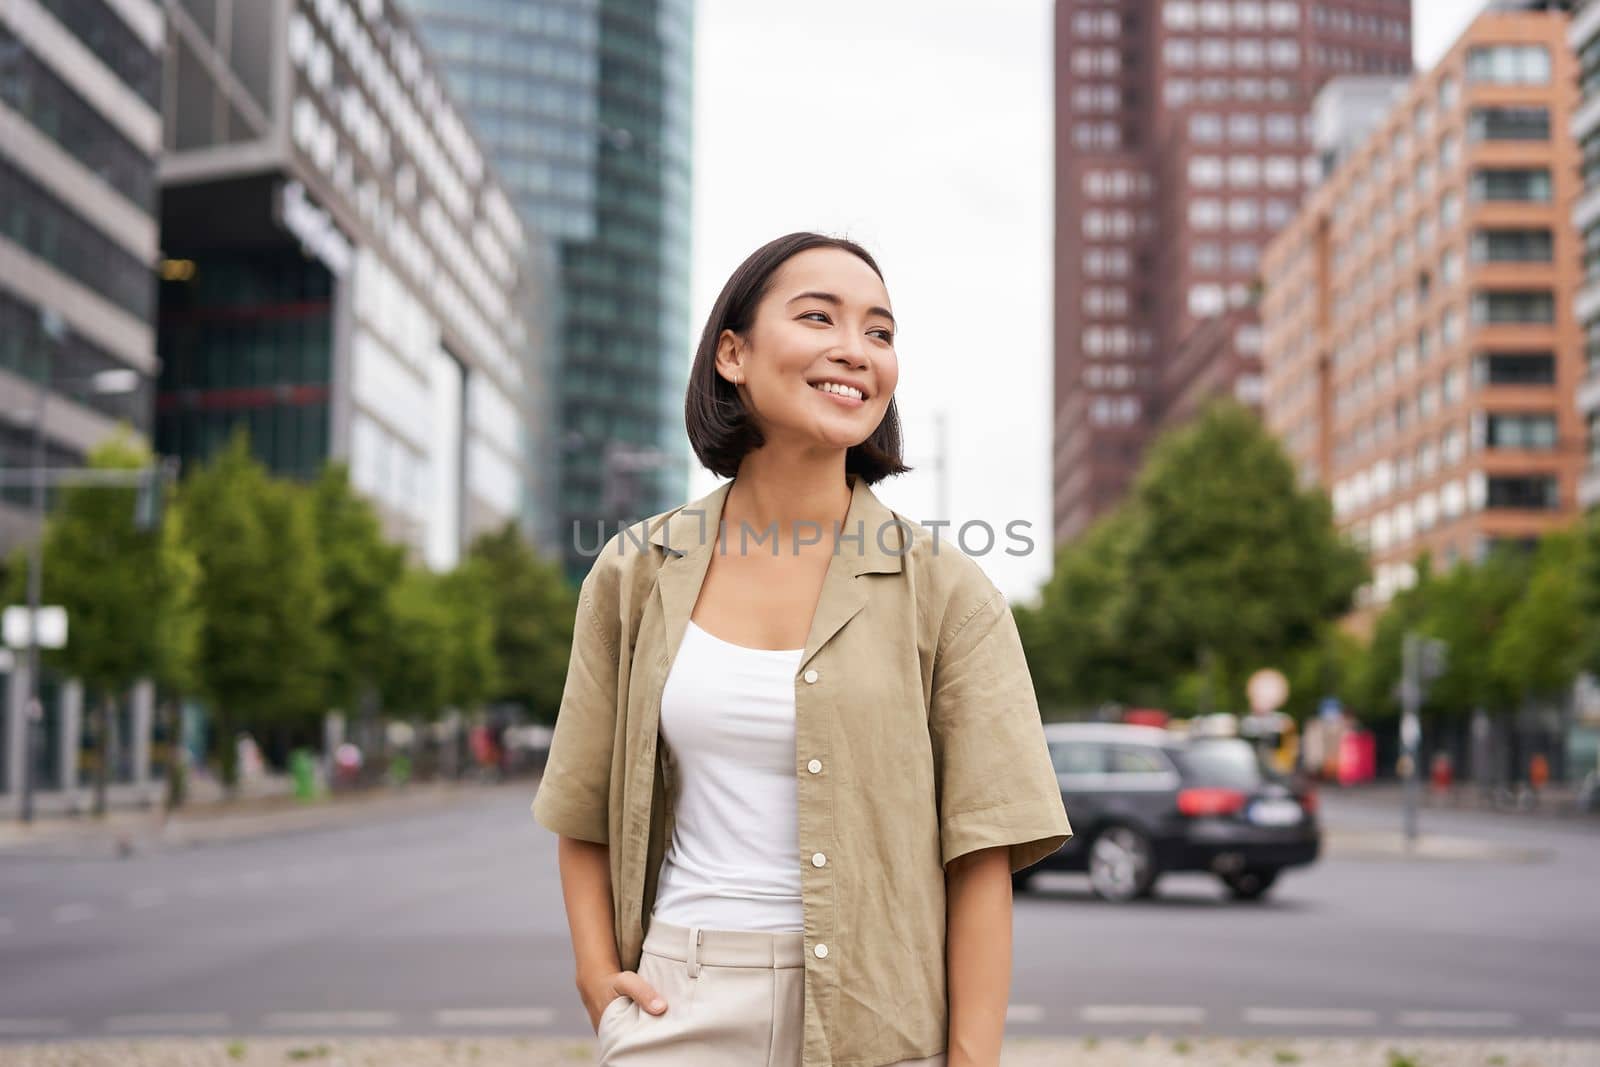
[405,0,694,582]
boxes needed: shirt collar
[646,472,906,577]
[647,472,906,673]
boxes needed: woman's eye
[871,329,894,343]
[801,311,830,323]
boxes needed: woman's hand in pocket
[584,970,668,1032]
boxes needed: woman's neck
[725,451,852,555]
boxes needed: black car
[1013,723,1321,902]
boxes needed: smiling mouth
[811,382,867,404]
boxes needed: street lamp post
[16,309,141,824]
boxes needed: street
[0,783,1596,1045]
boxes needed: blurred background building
[402,0,694,583]
[0,0,164,552]
[1571,0,1600,510]
[1261,6,1583,624]
[1052,0,1414,543]
[155,0,547,571]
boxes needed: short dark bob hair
[684,231,912,484]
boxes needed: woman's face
[719,246,899,452]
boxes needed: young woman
[532,232,1072,1067]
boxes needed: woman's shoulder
[890,512,1008,621]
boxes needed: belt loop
[687,926,702,979]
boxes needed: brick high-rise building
[1261,7,1583,623]
[1052,0,1413,543]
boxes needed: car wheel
[1088,826,1157,902]
[1222,868,1279,901]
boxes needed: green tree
[1016,506,1157,714]
[177,430,328,789]
[1492,529,1587,704]
[6,434,199,815]
[310,461,403,720]
[467,522,576,724]
[1112,399,1368,708]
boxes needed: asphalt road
[0,782,1596,1044]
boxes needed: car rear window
[1173,739,1270,787]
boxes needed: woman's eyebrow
[786,291,896,328]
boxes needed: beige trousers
[596,917,947,1067]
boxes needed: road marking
[106,1013,229,1033]
[52,903,95,924]
[1081,1005,1206,1024]
[434,1008,556,1028]
[263,1011,398,1030]
[1245,1008,1378,1027]
[1005,1004,1045,1023]
[128,888,167,909]
[1399,1011,1518,1028]
[1565,1012,1600,1028]
[0,1019,68,1036]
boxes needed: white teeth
[814,382,863,400]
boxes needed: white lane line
[434,1008,556,1028]
[1005,1004,1045,1023]
[105,1013,230,1033]
[52,903,96,924]
[127,888,167,909]
[0,1019,69,1036]
[263,1011,398,1030]
[1081,1004,1206,1024]
[1399,1010,1518,1028]
[1564,1012,1600,1028]
[1245,1008,1378,1027]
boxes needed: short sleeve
[530,578,619,844]
[930,587,1073,874]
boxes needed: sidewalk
[0,777,515,858]
[0,1036,1594,1066]
[1332,780,1592,820]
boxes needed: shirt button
[803,668,819,684]
[811,852,826,867]
[814,943,828,959]
[807,758,822,774]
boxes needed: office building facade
[1571,0,1600,508]
[403,0,694,582]
[156,0,547,571]
[1053,0,1413,542]
[1261,9,1584,617]
[0,0,164,549]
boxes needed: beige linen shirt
[531,472,1073,1067]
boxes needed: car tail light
[1299,788,1318,815]
[1176,787,1248,817]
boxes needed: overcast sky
[686,0,1488,602]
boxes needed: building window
[1470,167,1551,202]
[1264,113,1297,143]
[1472,228,1553,264]
[1266,1,1298,28]
[1485,474,1559,510]
[1585,222,1600,281]
[1189,112,1223,141]
[1227,199,1259,229]
[1468,106,1550,141]
[1478,412,1555,447]
[1165,38,1197,67]
[1227,156,1260,186]
[1229,241,1259,271]
[1465,45,1551,85]
[1200,38,1231,68]
[1440,191,1460,228]
[1268,40,1299,68]
[1228,113,1260,142]
[1191,242,1223,269]
[1474,352,1555,387]
[1441,247,1460,285]
[1234,38,1264,67]
[1164,2,1198,30]
[1263,156,1298,187]
[1437,73,1458,111]
[1189,283,1225,316]
[1471,290,1554,324]
[1189,156,1225,187]
[1190,198,1223,229]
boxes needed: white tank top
[650,618,806,932]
